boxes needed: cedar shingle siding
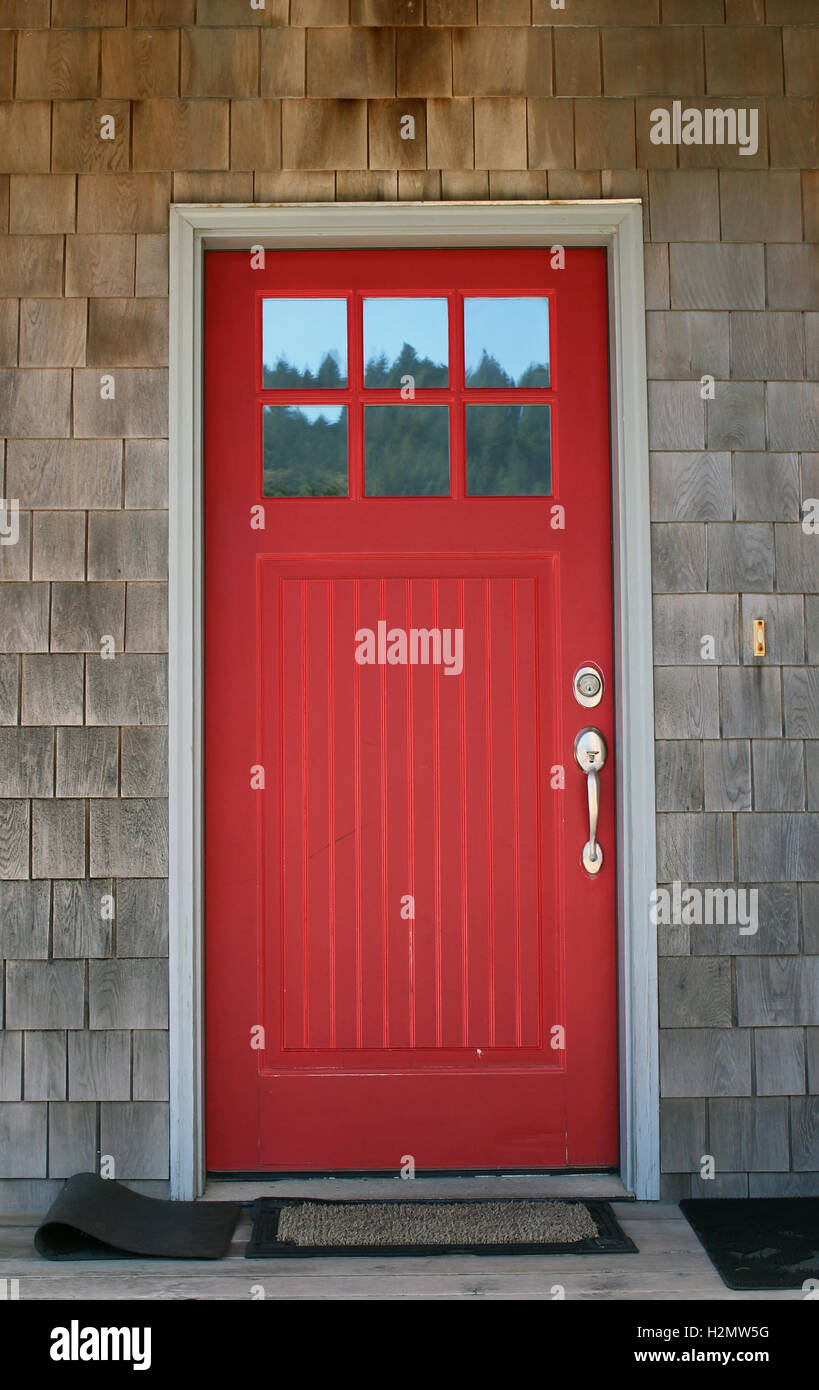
[0,2,817,1208]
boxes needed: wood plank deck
[0,1198,801,1300]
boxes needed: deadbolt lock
[573,665,604,708]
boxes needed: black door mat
[680,1198,819,1291]
[35,1172,241,1260]
[245,1196,637,1257]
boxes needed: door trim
[168,201,659,1200]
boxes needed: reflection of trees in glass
[263,343,448,390]
[263,407,347,497]
[262,352,550,499]
[466,349,549,389]
[364,342,447,388]
[263,350,345,389]
[365,406,449,496]
[466,404,551,497]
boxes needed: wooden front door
[204,245,618,1172]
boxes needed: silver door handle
[574,728,607,875]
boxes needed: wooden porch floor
[0,1179,801,1300]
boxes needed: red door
[204,246,617,1172]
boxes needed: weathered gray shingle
[89,960,168,1029]
[6,962,85,1030]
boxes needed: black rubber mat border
[245,1195,637,1258]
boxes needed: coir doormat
[680,1198,819,1290]
[245,1196,637,1257]
[35,1172,241,1260]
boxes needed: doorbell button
[573,665,604,708]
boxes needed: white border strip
[168,202,658,1200]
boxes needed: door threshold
[202,1172,634,1203]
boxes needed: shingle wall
[0,0,817,1208]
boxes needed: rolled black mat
[34,1172,241,1260]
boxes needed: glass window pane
[464,297,550,388]
[465,404,551,497]
[363,298,448,388]
[263,405,348,497]
[364,405,450,496]
[262,298,347,388]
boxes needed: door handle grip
[574,728,607,875]
[586,765,601,866]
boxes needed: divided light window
[260,294,553,500]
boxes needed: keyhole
[574,666,604,707]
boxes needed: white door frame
[168,201,659,1200]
